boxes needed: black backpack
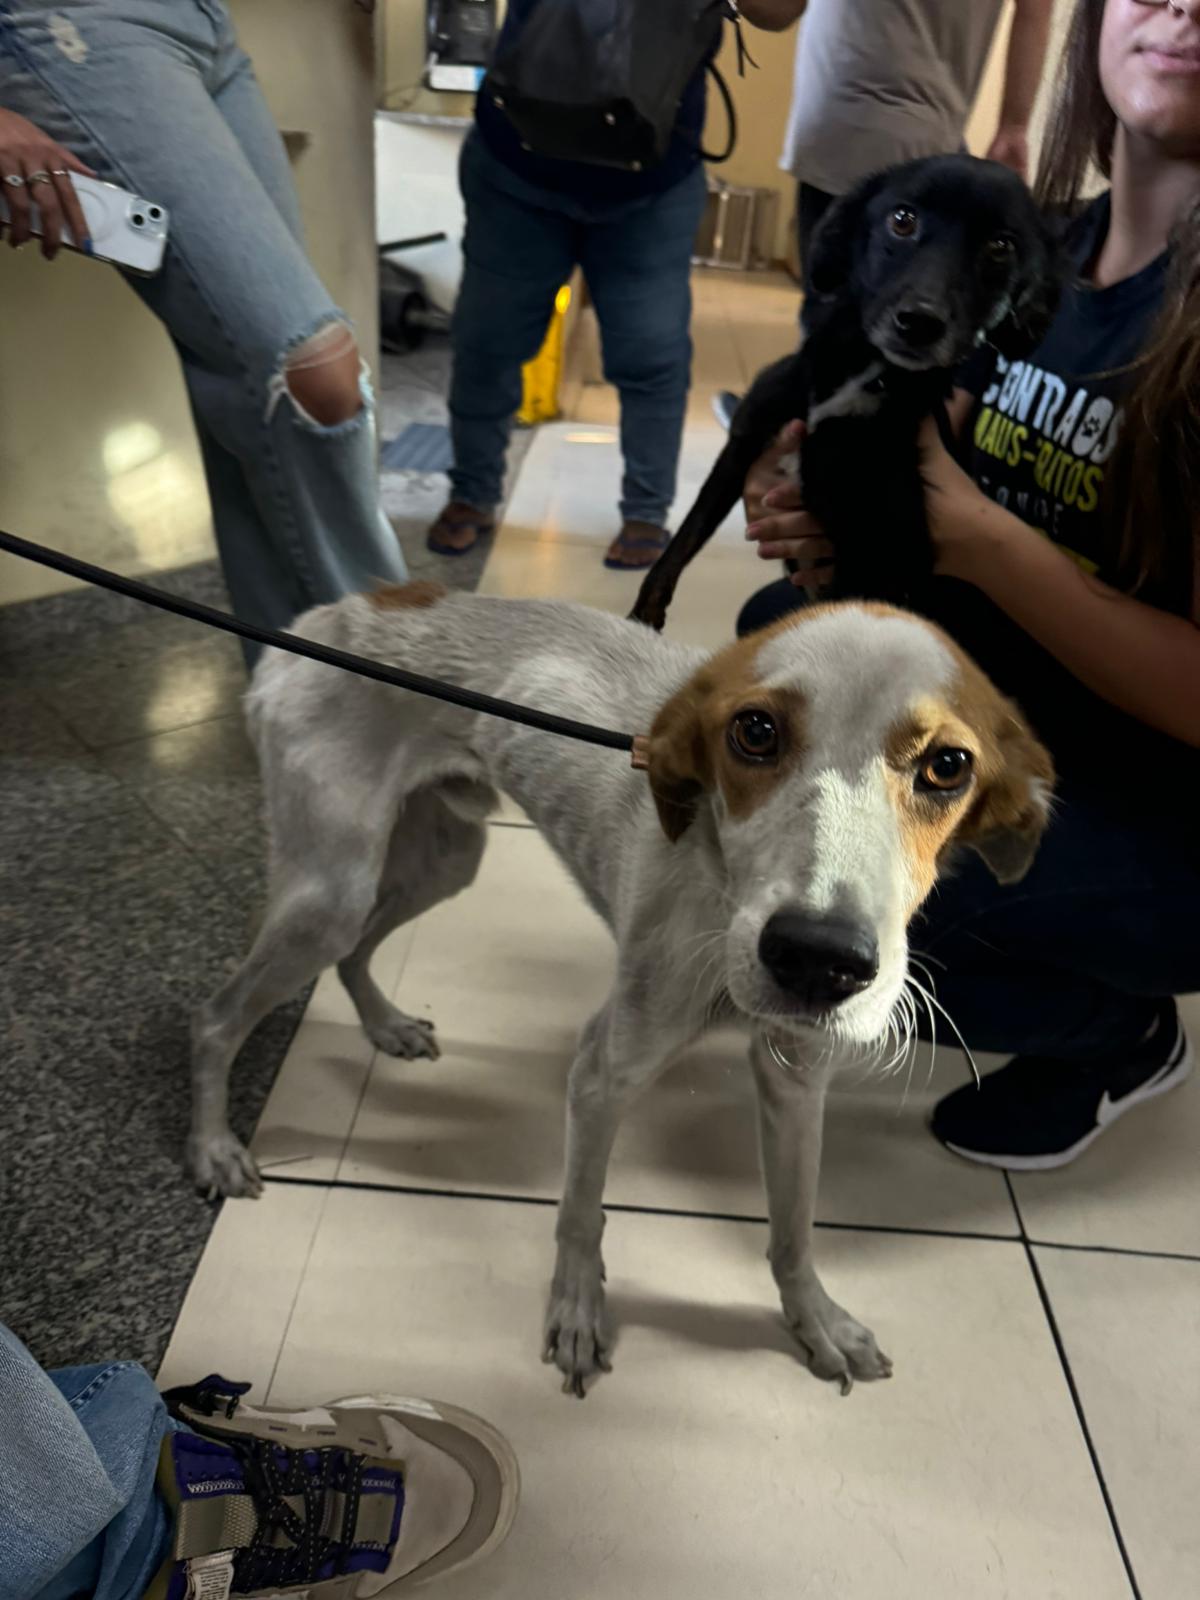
[481,0,742,173]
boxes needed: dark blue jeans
[738,578,1200,1061]
[449,132,708,523]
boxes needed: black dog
[630,155,1062,630]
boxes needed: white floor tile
[478,524,751,651]
[268,1190,1129,1600]
[497,418,747,553]
[337,827,1015,1237]
[1012,993,1200,1257]
[158,1182,327,1398]
[1036,1246,1200,1600]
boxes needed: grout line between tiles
[263,1183,333,1406]
[260,1172,1021,1244]
[1026,1236,1200,1265]
[1005,1175,1144,1600]
[99,711,242,757]
[329,928,426,1183]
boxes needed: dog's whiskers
[905,972,980,1088]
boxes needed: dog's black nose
[758,911,880,1008]
[892,305,948,348]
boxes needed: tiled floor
[156,271,1200,1599]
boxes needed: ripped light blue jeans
[0,0,406,641]
[0,1322,179,1600]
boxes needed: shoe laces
[226,1432,367,1591]
[163,1376,374,1591]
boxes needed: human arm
[737,1,808,31]
[985,0,1054,180]
[919,417,1200,747]
[0,108,94,258]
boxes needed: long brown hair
[1035,0,1200,610]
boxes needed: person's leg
[796,181,835,296]
[912,792,1200,1165]
[580,163,708,565]
[0,2,405,643]
[0,1323,177,1600]
[438,132,576,550]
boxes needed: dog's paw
[188,1131,263,1201]
[786,1287,892,1395]
[365,1008,439,1061]
[543,1253,611,1399]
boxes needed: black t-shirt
[918,194,1197,817]
[962,194,1169,584]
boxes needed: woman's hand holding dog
[743,412,1018,594]
[915,414,1017,585]
[743,421,836,590]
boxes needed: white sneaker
[151,1376,519,1596]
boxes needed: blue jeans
[0,1323,178,1600]
[0,0,406,642]
[449,132,707,523]
[737,577,1200,1060]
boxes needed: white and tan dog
[191,585,1053,1396]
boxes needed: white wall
[376,115,468,312]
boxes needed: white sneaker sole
[943,1027,1194,1173]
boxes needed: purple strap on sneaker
[160,1428,404,1596]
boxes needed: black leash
[0,529,638,755]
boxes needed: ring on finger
[27,171,53,188]
[3,173,26,188]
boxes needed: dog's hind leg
[189,775,404,1199]
[337,785,490,1059]
[749,1033,892,1391]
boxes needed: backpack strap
[700,61,737,164]
[699,7,755,164]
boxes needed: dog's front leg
[545,996,686,1398]
[750,1034,893,1392]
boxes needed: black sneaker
[931,1000,1193,1170]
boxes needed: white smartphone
[0,172,169,275]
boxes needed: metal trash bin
[693,179,779,271]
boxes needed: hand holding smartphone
[0,107,168,274]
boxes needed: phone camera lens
[148,207,162,221]
[131,212,145,227]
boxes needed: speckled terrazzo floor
[0,338,531,1372]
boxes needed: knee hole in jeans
[280,322,363,427]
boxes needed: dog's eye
[889,207,918,239]
[985,234,1016,261]
[917,747,974,793]
[729,710,779,763]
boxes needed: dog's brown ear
[959,699,1056,884]
[644,681,712,842]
